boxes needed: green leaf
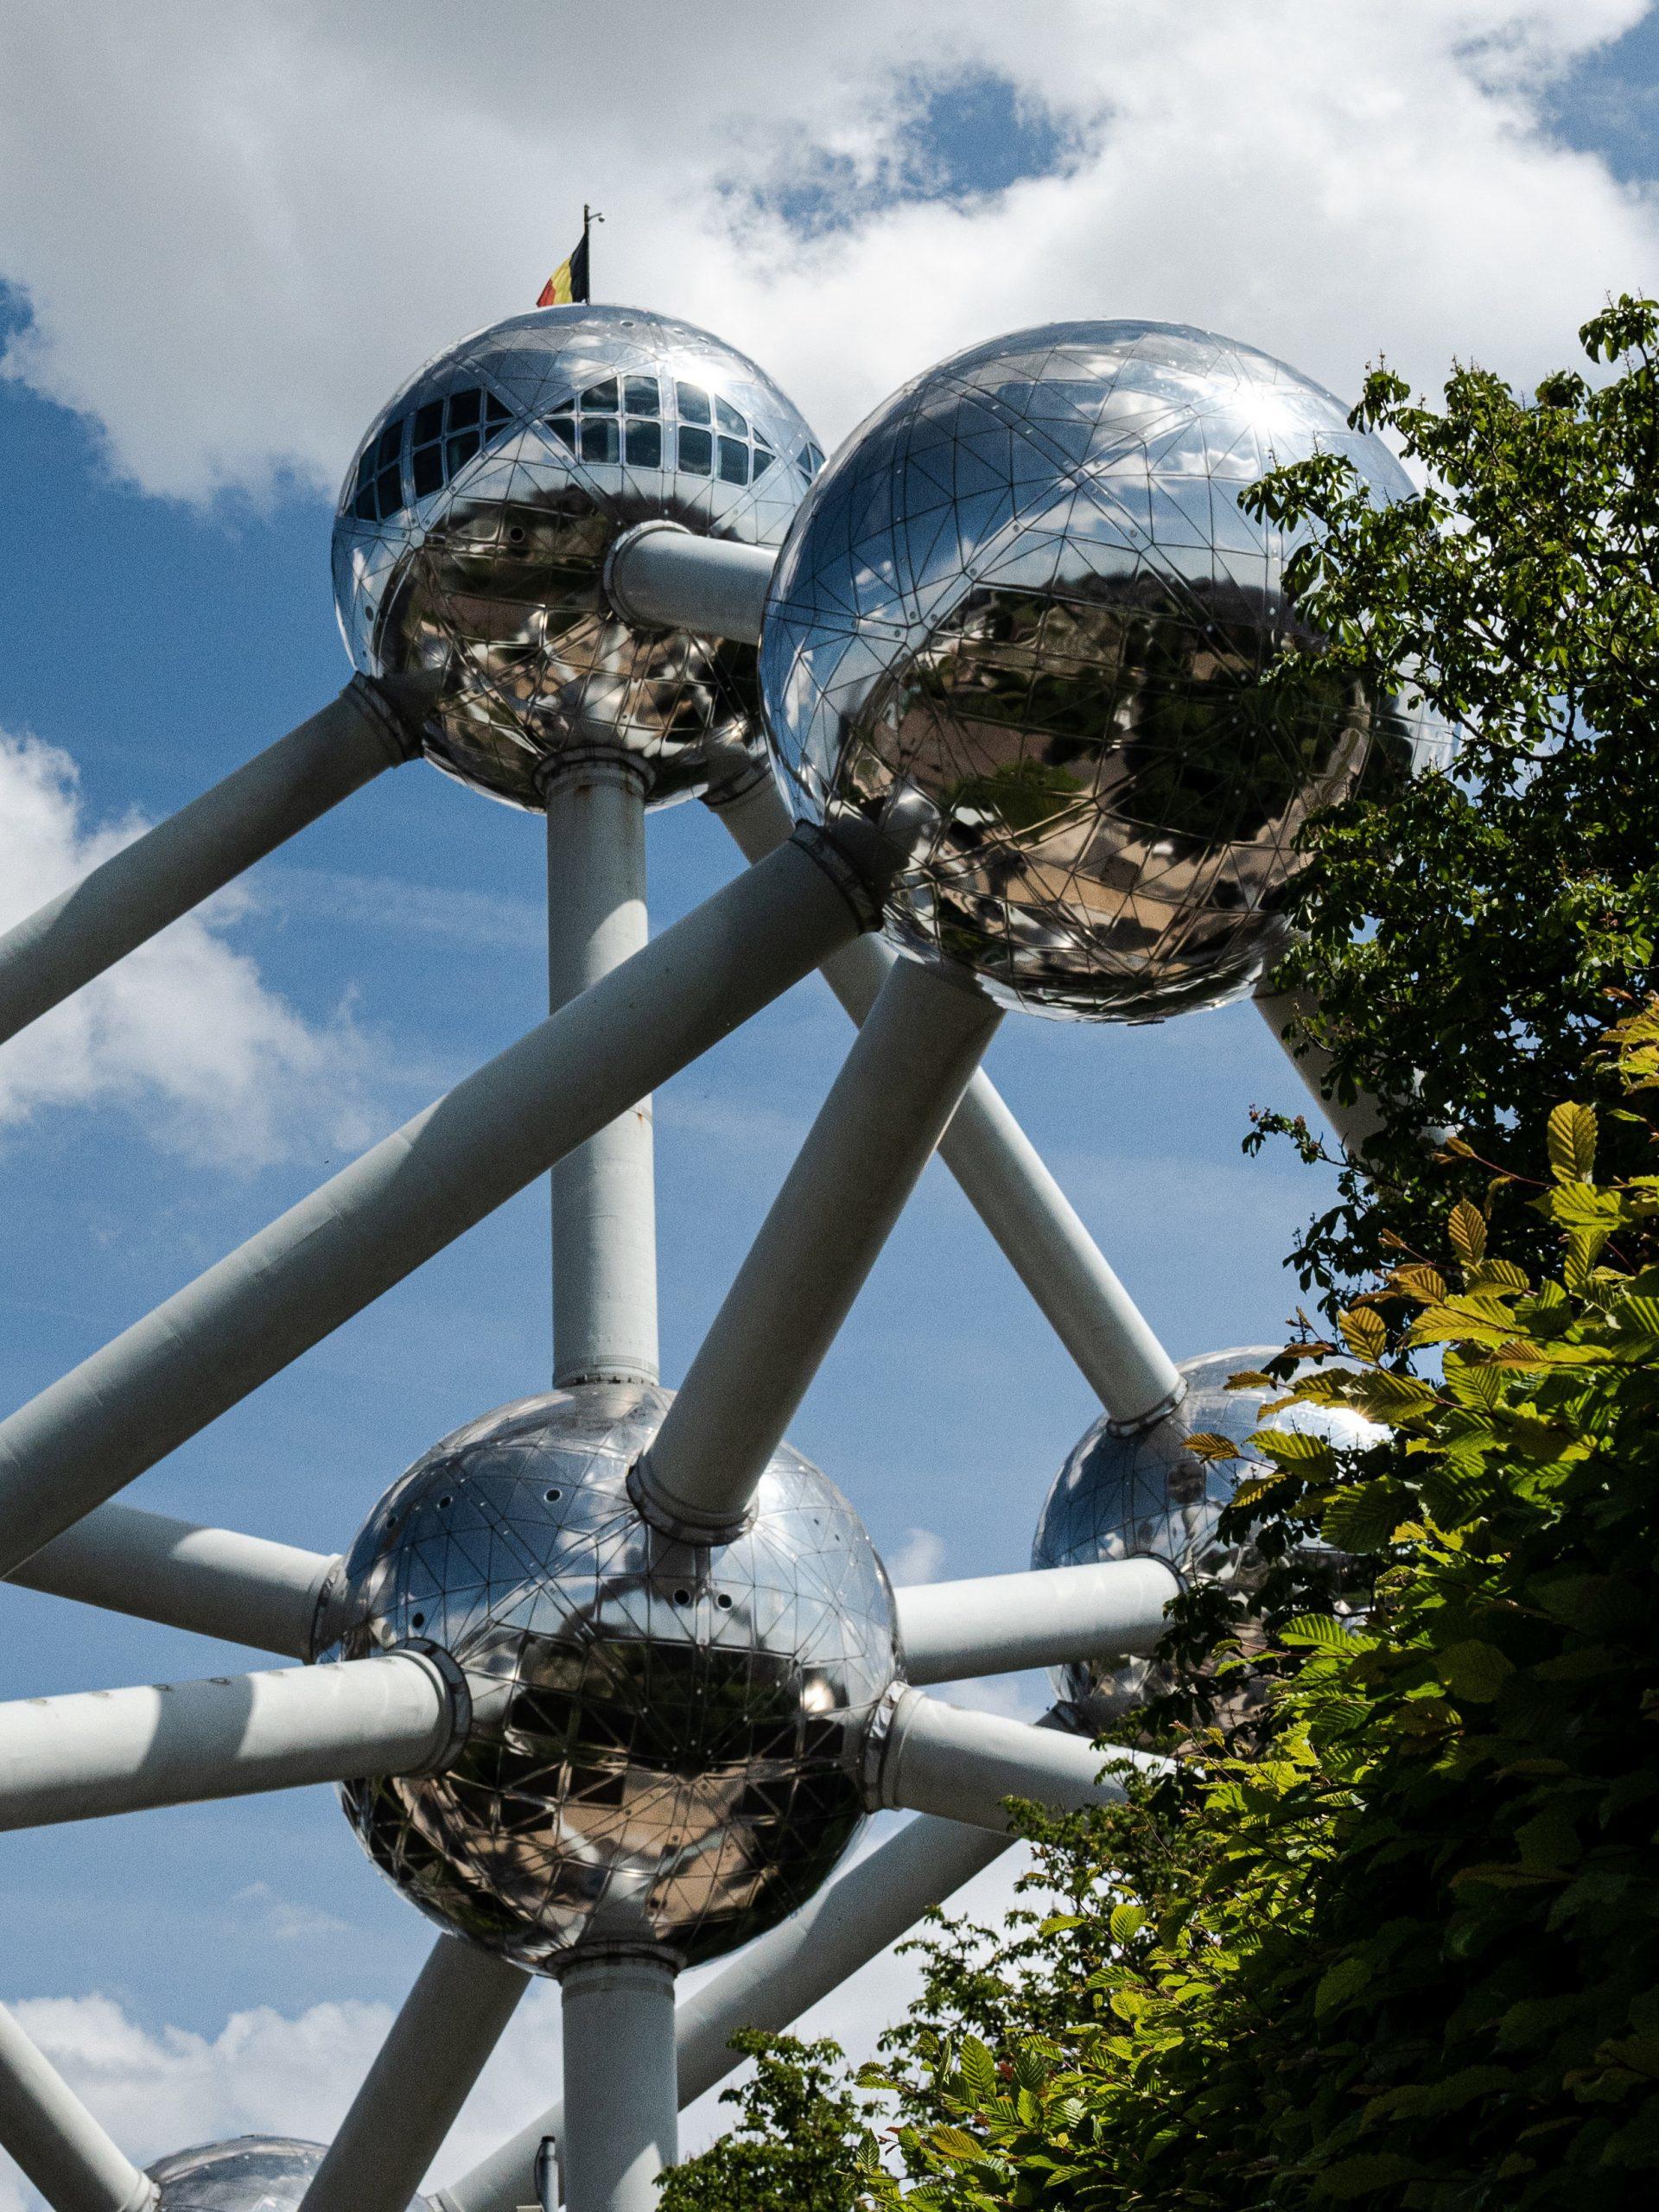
[1313,1954,1372,2018]
[1109,1902,1148,1945]
[1320,1479,1408,1550]
[1449,1197,1488,1268]
[1182,1431,1243,1462]
[1318,2152,1427,2196]
[1338,1306,1387,1363]
[1436,1638,1516,1701]
[1279,1612,1351,1649]
[1548,1099,1598,1183]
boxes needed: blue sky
[2,0,1656,2192]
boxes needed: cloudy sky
[2,0,1658,2201]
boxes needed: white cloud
[0,3,1656,504]
[887,1525,947,1585]
[0,731,379,1164]
[1,1840,1039,2212]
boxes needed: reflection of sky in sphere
[332,307,822,810]
[1032,1346,1385,1725]
[326,1383,897,1973]
[763,321,1416,1022]
[149,2139,428,2212]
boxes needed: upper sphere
[761,320,1415,1020]
[1031,1346,1383,1725]
[324,1382,897,1972]
[333,307,823,810]
[147,2139,428,2212]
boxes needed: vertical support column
[544,754,659,1389]
[557,1953,677,2212]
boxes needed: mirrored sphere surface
[763,321,1415,1019]
[326,1383,897,1970]
[148,2139,428,2212]
[1031,1346,1383,1726]
[334,307,823,810]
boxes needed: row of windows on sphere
[351,373,825,524]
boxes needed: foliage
[1237,296,1659,1313]
[664,1014,1659,2206]
[657,2034,881,2212]
[659,307,1659,2209]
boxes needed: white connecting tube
[874,1688,1164,1834]
[0,1653,457,1831]
[0,830,867,1580]
[895,1558,1179,1685]
[0,678,423,1052]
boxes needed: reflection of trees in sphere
[333,307,823,810]
[761,321,1415,1020]
[324,1384,897,1972]
[147,2139,427,2212]
[1031,1348,1383,1727]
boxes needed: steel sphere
[1031,1346,1383,1726]
[323,1382,897,1972]
[333,306,823,810]
[147,2139,427,2212]
[762,320,1416,1020]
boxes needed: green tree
[657,2034,877,2212]
[658,303,1659,2211]
[1243,296,1659,1310]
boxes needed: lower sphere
[1031,1346,1382,1726]
[325,1383,898,1971]
[147,2139,427,2212]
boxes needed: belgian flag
[537,206,600,306]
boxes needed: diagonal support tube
[0,677,423,1050]
[433,1808,1010,2212]
[0,1651,457,1831]
[710,772,1181,1428]
[634,955,1001,1540]
[895,1559,1179,1685]
[297,1936,529,2212]
[874,1688,1163,1833]
[1253,982,1385,1158]
[0,830,866,1579]
[5,1501,340,1659]
[0,2000,156,2212]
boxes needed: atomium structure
[0,308,1417,2212]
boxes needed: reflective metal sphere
[762,321,1416,1020]
[1031,1347,1383,1726]
[325,1383,896,1971]
[334,307,823,810]
[148,2139,427,2212]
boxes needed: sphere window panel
[624,374,661,416]
[679,425,713,476]
[581,417,620,464]
[582,377,620,412]
[352,419,406,523]
[677,381,713,425]
[626,419,664,469]
[717,435,750,486]
[715,394,747,436]
[408,387,513,503]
